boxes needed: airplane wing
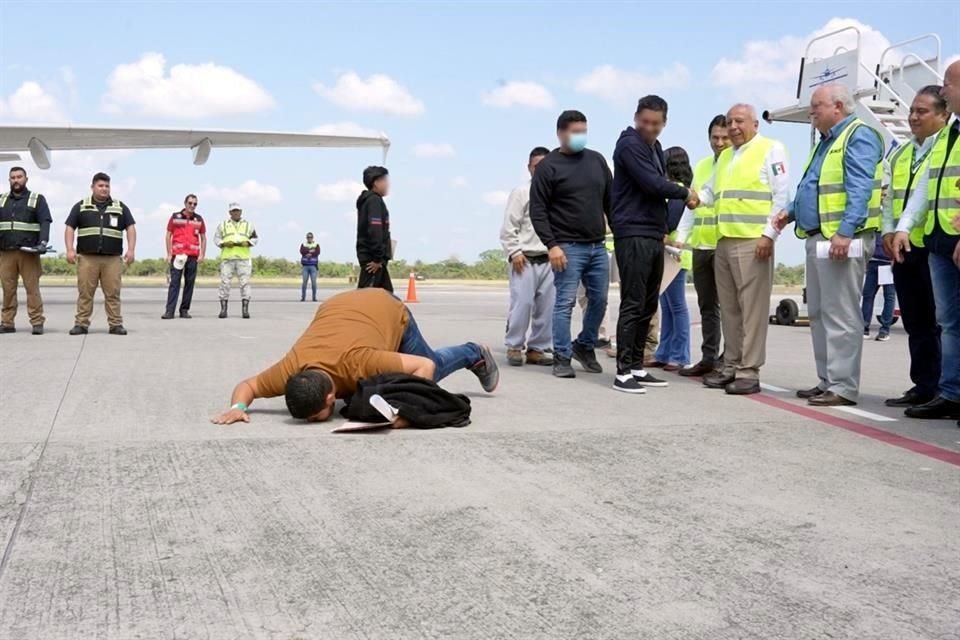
[0,125,390,169]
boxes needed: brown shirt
[255,288,408,398]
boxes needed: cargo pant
[76,254,124,328]
[220,258,252,301]
[0,250,44,328]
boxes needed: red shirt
[167,210,206,257]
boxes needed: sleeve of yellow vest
[763,142,791,240]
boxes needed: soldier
[215,202,257,319]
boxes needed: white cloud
[711,18,893,106]
[413,143,455,159]
[575,63,690,104]
[315,180,364,202]
[102,52,275,118]
[483,81,555,109]
[451,176,468,188]
[279,220,303,233]
[313,72,424,116]
[0,81,67,123]
[310,122,385,137]
[482,191,510,207]
[139,202,181,222]
[200,180,282,208]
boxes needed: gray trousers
[805,232,875,401]
[505,260,555,351]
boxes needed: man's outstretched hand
[211,408,250,425]
[685,188,700,209]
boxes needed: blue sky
[2,1,958,265]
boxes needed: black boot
[218,300,228,319]
[242,300,250,319]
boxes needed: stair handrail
[895,53,945,86]
[805,25,862,62]
[857,62,910,111]
[878,34,942,75]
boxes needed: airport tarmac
[0,284,957,639]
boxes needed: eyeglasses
[186,201,198,206]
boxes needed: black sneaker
[161,312,175,320]
[571,341,602,374]
[109,325,128,336]
[631,370,669,387]
[32,325,43,335]
[613,374,647,394]
[0,325,15,334]
[69,325,88,335]
[553,356,576,378]
[180,311,192,319]
[470,345,499,392]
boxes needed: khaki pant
[714,237,773,380]
[76,254,124,328]
[220,258,252,300]
[0,250,44,327]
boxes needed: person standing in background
[356,166,393,293]
[162,194,205,320]
[861,233,895,342]
[215,203,257,319]
[300,232,320,302]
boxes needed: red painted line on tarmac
[747,393,960,467]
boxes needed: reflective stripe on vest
[0,192,43,238]
[924,124,960,237]
[890,142,929,248]
[220,220,253,259]
[76,197,126,255]
[714,135,775,239]
[797,118,883,239]
[690,155,718,249]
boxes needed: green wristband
[232,402,248,413]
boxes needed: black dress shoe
[808,391,856,407]
[884,390,935,407]
[32,325,43,335]
[679,361,714,377]
[704,371,735,388]
[69,325,87,335]
[796,386,825,399]
[0,325,15,333]
[180,311,192,319]
[109,325,128,336]
[904,397,960,420]
[161,312,175,320]
[725,379,761,395]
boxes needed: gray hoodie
[499,180,547,259]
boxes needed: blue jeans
[861,261,895,333]
[165,256,198,314]
[301,265,317,300]
[551,241,609,359]
[655,269,691,365]
[398,308,482,381]
[929,252,960,401]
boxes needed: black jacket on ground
[610,128,690,240]
[356,190,392,265]
[340,373,472,429]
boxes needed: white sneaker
[613,374,647,394]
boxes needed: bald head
[810,83,854,135]
[942,60,960,115]
[725,103,759,147]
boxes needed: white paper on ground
[878,264,894,285]
[331,421,393,433]
[815,238,864,259]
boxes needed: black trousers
[692,249,722,365]
[358,261,394,293]
[165,256,198,314]
[615,237,664,373]
[891,245,941,396]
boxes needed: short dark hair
[285,370,334,419]
[556,110,587,131]
[529,146,550,160]
[636,95,668,117]
[916,85,947,112]
[362,165,389,190]
[665,146,693,188]
[8,166,26,176]
[184,193,198,204]
[92,172,110,184]
[708,114,727,135]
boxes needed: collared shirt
[788,114,884,237]
[694,134,790,241]
[881,134,938,234]
[500,178,548,258]
[167,210,206,257]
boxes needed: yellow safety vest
[889,140,934,248]
[924,122,960,238]
[604,231,614,252]
[219,219,254,260]
[714,135,775,239]
[797,118,883,239]
[689,155,718,249]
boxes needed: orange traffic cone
[404,272,419,303]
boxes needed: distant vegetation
[39,250,807,284]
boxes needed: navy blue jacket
[610,127,690,240]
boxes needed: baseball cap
[228,202,242,211]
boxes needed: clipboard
[660,248,682,295]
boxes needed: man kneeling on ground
[211,288,499,424]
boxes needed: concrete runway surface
[0,285,957,640]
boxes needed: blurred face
[709,125,730,157]
[527,154,545,176]
[8,169,26,192]
[909,93,949,140]
[306,394,336,422]
[634,108,666,144]
[184,196,198,214]
[809,87,844,134]
[942,64,960,114]
[374,175,391,197]
[725,107,757,147]
[558,121,588,149]
[306,233,314,243]
[230,209,242,220]
[91,179,111,201]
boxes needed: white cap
[228,202,242,211]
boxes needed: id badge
[110,215,119,228]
